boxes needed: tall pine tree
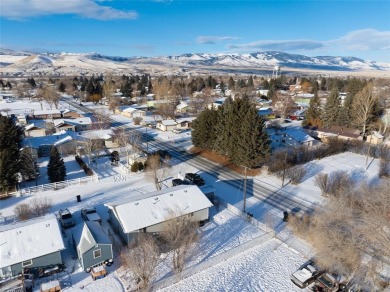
[305,92,323,126]
[19,147,39,183]
[191,108,218,150]
[47,147,66,183]
[232,96,270,168]
[322,87,340,128]
[0,116,23,193]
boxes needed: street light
[145,125,149,153]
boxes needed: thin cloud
[226,29,390,53]
[1,0,138,20]
[197,36,239,44]
[329,29,390,51]
[227,40,324,51]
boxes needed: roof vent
[135,202,139,206]
[46,223,50,227]
[184,190,187,193]
[170,194,173,196]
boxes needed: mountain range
[0,49,389,77]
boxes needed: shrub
[133,117,143,125]
[14,204,32,221]
[85,168,94,176]
[287,165,307,185]
[131,162,139,172]
[378,159,390,178]
[138,162,144,171]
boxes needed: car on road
[185,173,205,186]
[290,261,322,288]
[57,209,75,228]
[81,207,102,224]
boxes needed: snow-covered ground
[1,99,385,291]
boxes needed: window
[93,249,102,258]
[22,259,33,267]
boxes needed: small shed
[72,222,113,272]
[366,131,384,145]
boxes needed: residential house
[157,119,177,132]
[208,97,226,110]
[21,131,75,157]
[268,127,316,149]
[176,102,189,114]
[17,114,27,125]
[30,109,62,120]
[293,93,314,106]
[121,107,147,119]
[147,100,171,109]
[61,109,84,119]
[366,131,384,145]
[0,214,65,279]
[176,117,196,130]
[54,121,76,133]
[24,124,46,137]
[105,185,213,245]
[304,125,362,142]
[72,222,113,272]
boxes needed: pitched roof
[105,185,213,233]
[21,132,73,149]
[0,214,65,268]
[160,119,177,126]
[73,222,111,255]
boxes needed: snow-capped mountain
[0,49,389,76]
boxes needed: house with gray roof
[72,222,113,272]
[105,185,213,245]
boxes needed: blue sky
[1,0,389,62]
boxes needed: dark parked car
[172,178,191,187]
[185,173,205,186]
[57,208,75,228]
[81,207,102,224]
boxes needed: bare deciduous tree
[287,165,307,185]
[146,154,171,190]
[161,209,200,274]
[352,83,379,135]
[121,233,163,289]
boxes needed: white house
[105,185,213,245]
[157,119,177,132]
[0,214,65,279]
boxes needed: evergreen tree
[19,148,39,182]
[47,147,66,183]
[6,81,12,89]
[247,76,254,87]
[121,80,133,97]
[322,87,340,128]
[233,96,270,168]
[85,78,95,94]
[305,92,323,126]
[228,77,235,90]
[191,108,218,149]
[214,97,234,156]
[0,116,23,193]
[58,82,66,93]
[336,93,353,127]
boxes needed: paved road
[62,98,315,214]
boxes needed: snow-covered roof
[105,185,213,233]
[33,109,61,116]
[292,266,314,283]
[62,117,92,126]
[123,107,145,113]
[73,222,111,255]
[160,119,177,126]
[78,129,113,140]
[24,123,45,131]
[295,93,314,98]
[0,214,65,268]
[21,132,73,149]
[176,117,196,124]
[176,102,188,110]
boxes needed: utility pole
[242,166,247,213]
[281,152,287,187]
[365,133,373,170]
